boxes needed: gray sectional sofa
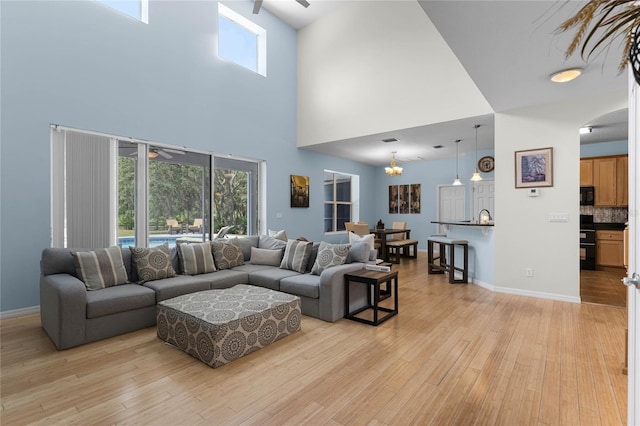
[40,235,370,350]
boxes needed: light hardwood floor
[581,268,627,308]
[1,253,627,425]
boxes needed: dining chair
[351,223,371,236]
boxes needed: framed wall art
[399,185,410,214]
[290,175,309,207]
[410,184,421,213]
[515,147,553,188]
[388,185,399,214]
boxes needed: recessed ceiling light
[550,68,583,83]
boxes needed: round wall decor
[478,156,494,173]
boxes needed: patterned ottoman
[157,284,301,368]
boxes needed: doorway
[437,185,465,234]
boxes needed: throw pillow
[71,246,129,291]
[259,235,287,251]
[177,242,216,275]
[268,229,288,241]
[129,243,176,284]
[311,242,351,275]
[250,247,284,266]
[211,237,245,270]
[348,231,375,252]
[280,240,313,273]
[346,241,370,263]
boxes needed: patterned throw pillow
[177,242,216,275]
[211,237,245,270]
[311,242,351,275]
[280,240,313,273]
[71,246,129,291]
[129,243,176,283]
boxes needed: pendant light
[470,124,483,182]
[452,139,462,185]
[385,151,403,176]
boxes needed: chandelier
[385,151,403,176]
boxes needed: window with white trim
[323,171,359,233]
[96,0,148,23]
[218,3,266,76]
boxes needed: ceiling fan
[127,146,186,159]
[253,0,310,15]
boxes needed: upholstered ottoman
[156,284,301,368]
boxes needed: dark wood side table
[344,267,398,326]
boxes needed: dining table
[370,228,411,262]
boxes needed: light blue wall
[580,140,628,157]
[0,0,375,312]
[371,149,495,249]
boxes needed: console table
[344,266,398,326]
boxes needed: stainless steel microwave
[580,186,594,205]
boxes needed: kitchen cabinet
[596,230,625,267]
[590,155,628,207]
[580,159,593,186]
[616,156,628,207]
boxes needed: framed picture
[399,185,410,214]
[515,147,553,188]
[290,175,309,207]
[410,184,421,214]
[388,185,398,214]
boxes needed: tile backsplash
[580,206,628,223]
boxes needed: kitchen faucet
[478,209,492,223]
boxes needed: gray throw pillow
[177,242,216,275]
[311,242,351,275]
[259,235,287,250]
[71,246,129,290]
[346,241,370,263]
[268,229,288,241]
[129,243,176,283]
[280,240,313,273]
[250,247,284,266]
[211,237,245,270]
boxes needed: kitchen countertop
[594,222,626,231]
[431,220,494,227]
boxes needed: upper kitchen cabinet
[580,159,593,186]
[590,155,628,207]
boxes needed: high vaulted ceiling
[261,0,628,166]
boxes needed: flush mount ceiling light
[452,139,462,186]
[550,68,583,83]
[148,149,159,159]
[385,151,403,176]
[470,125,483,182]
[579,126,593,134]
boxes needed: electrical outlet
[525,268,534,277]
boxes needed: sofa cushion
[129,243,176,283]
[346,241,370,263]
[197,269,249,290]
[238,235,260,261]
[259,235,287,251]
[280,240,313,273]
[280,274,320,299]
[348,231,375,252]
[177,242,216,275]
[143,275,211,302]
[268,229,288,241]
[304,242,321,273]
[249,268,301,291]
[250,247,283,266]
[211,237,244,270]
[86,284,156,318]
[71,246,129,291]
[311,242,351,275]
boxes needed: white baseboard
[1,305,40,319]
[471,279,580,304]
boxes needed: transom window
[217,3,266,76]
[96,0,148,23]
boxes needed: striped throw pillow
[71,246,129,291]
[280,240,312,273]
[177,242,216,275]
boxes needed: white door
[626,73,639,425]
[473,179,495,222]
[438,185,465,234]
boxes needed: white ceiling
[260,0,628,166]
